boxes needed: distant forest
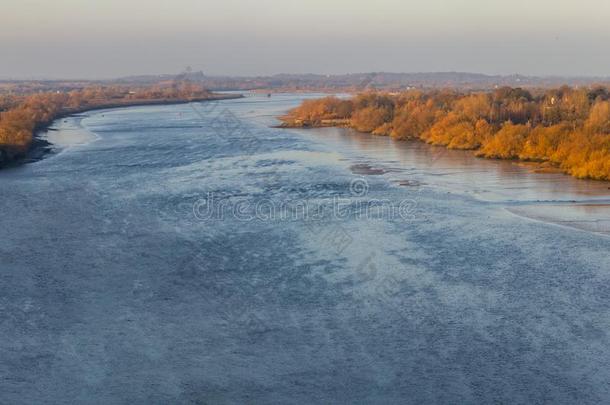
[282,87,610,181]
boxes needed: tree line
[282,86,610,180]
[0,82,212,162]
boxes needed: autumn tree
[478,123,530,159]
[282,85,610,180]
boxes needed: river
[1,93,609,404]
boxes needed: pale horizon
[3,0,610,79]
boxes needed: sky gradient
[2,0,610,79]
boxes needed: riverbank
[277,118,350,128]
[0,93,243,169]
[280,114,609,182]
[280,91,610,181]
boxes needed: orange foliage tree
[284,85,610,180]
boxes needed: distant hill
[113,71,610,91]
[2,72,610,95]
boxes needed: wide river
[1,93,609,404]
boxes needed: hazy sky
[2,0,610,78]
